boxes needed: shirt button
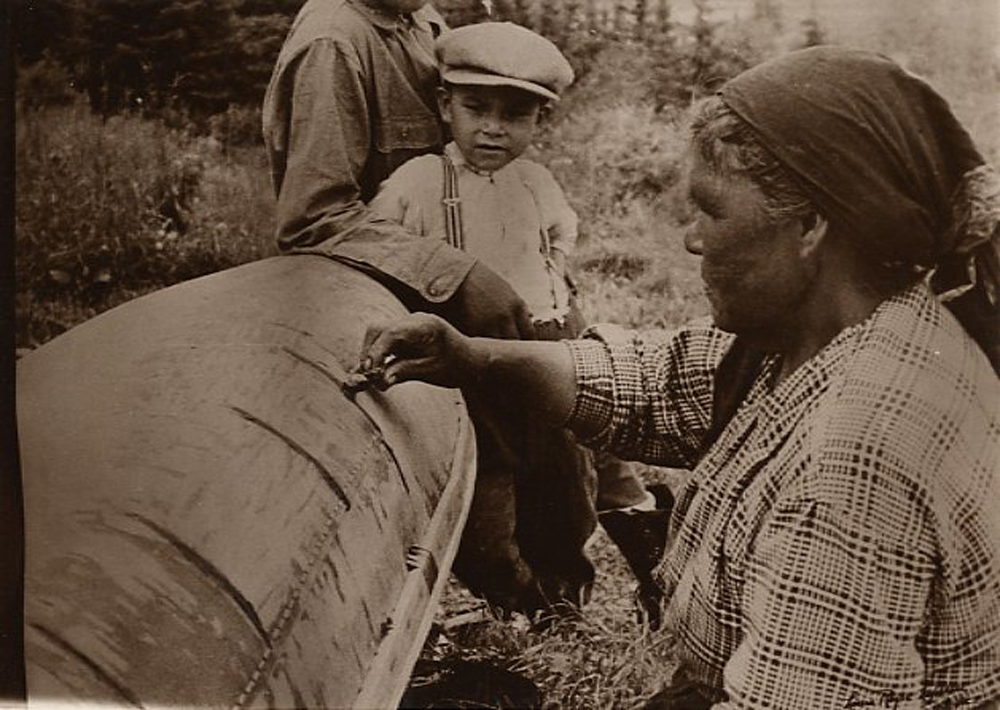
[426,276,448,298]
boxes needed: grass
[416,468,690,708]
[14,99,276,348]
[532,50,711,332]
[414,527,681,708]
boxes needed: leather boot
[598,483,674,629]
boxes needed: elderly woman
[358,47,999,708]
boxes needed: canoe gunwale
[352,409,477,710]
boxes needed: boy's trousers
[452,299,650,613]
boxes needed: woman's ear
[436,86,452,124]
[799,212,828,258]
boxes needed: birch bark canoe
[18,255,476,709]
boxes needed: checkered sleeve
[563,320,733,467]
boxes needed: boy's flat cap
[436,22,574,102]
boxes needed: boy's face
[438,84,544,173]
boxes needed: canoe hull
[18,256,476,709]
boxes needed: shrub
[534,101,688,234]
[16,98,275,347]
[530,75,708,331]
[207,104,266,149]
[16,52,77,109]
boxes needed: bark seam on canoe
[355,404,411,496]
[280,346,347,388]
[266,322,338,360]
[125,513,272,648]
[229,404,352,511]
[233,507,342,710]
[281,346,411,496]
[29,622,144,709]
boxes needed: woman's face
[684,155,811,339]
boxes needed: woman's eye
[690,193,721,219]
[689,198,708,217]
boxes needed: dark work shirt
[263,0,474,302]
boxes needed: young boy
[371,21,671,623]
[371,21,578,337]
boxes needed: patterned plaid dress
[565,284,1000,709]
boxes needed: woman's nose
[684,226,704,255]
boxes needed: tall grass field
[15,0,999,705]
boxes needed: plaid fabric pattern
[565,285,1000,709]
[567,318,733,468]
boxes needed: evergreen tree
[34,0,302,118]
[633,0,647,40]
[436,0,488,27]
[72,0,155,114]
[801,16,826,47]
[235,0,303,15]
[12,0,76,65]
[229,11,296,105]
[141,0,241,113]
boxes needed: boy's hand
[359,313,482,389]
[443,263,535,340]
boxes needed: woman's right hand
[359,312,484,389]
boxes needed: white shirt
[370,142,578,321]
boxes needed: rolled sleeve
[565,337,617,439]
[564,322,729,467]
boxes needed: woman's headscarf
[718,46,999,371]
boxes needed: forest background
[13,0,1000,706]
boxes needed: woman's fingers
[360,323,399,373]
[359,322,386,371]
[380,355,441,388]
[362,316,424,366]
[359,313,457,388]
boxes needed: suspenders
[522,169,562,308]
[442,153,464,250]
[440,153,565,316]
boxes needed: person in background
[369,21,673,620]
[358,46,1000,708]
